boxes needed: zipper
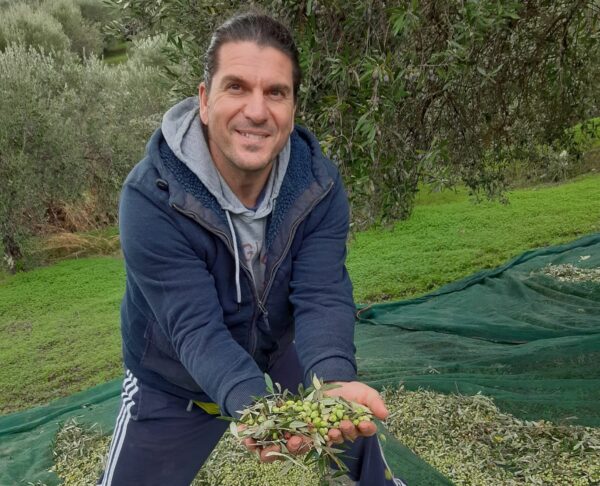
[260,180,335,304]
[171,178,334,360]
[170,203,265,356]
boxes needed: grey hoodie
[161,97,290,295]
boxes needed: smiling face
[199,41,296,186]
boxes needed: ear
[199,82,209,125]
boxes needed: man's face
[199,41,296,181]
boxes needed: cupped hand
[239,381,387,459]
[323,381,388,443]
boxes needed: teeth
[239,131,267,140]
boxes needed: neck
[218,166,272,208]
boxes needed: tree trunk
[2,234,22,274]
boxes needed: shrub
[128,34,169,68]
[0,46,85,269]
[0,1,104,57]
[0,3,71,53]
[40,0,104,57]
[72,56,169,223]
[77,0,117,25]
[0,44,170,270]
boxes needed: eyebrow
[269,83,292,95]
[219,75,292,95]
[219,75,245,87]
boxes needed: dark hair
[204,11,301,101]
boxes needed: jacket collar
[146,125,334,250]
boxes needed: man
[99,11,404,486]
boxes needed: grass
[0,268,9,285]
[0,174,599,414]
[0,257,124,414]
[31,226,121,263]
[349,173,600,302]
[1,173,599,486]
[102,39,128,65]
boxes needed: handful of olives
[228,375,375,475]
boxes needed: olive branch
[223,374,386,484]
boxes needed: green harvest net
[1,234,599,485]
[355,233,600,428]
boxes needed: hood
[161,96,290,219]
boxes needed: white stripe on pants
[100,371,138,486]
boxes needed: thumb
[365,390,388,420]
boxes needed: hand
[241,428,312,463]
[322,381,388,444]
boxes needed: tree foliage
[0,45,170,270]
[0,3,71,53]
[1,0,598,269]
[40,0,104,57]
[0,0,104,57]
[108,0,600,227]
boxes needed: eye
[227,83,242,92]
[269,88,286,99]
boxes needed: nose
[243,91,268,124]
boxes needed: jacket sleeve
[119,181,267,417]
[288,171,358,386]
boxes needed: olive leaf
[265,373,274,394]
[229,376,375,479]
[312,374,322,391]
[229,421,238,438]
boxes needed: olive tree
[107,0,600,227]
[0,45,170,270]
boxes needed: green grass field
[0,258,124,413]
[349,174,600,302]
[103,40,128,65]
[0,173,599,414]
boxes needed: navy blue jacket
[119,125,357,417]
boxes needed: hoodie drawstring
[225,211,242,305]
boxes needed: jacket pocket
[140,319,202,393]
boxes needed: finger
[260,444,281,463]
[243,437,258,451]
[357,421,377,437]
[288,435,312,455]
[339,420,358,442]
[286,435,303,454]
[327,428,344,444]
[364,391,389,420]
